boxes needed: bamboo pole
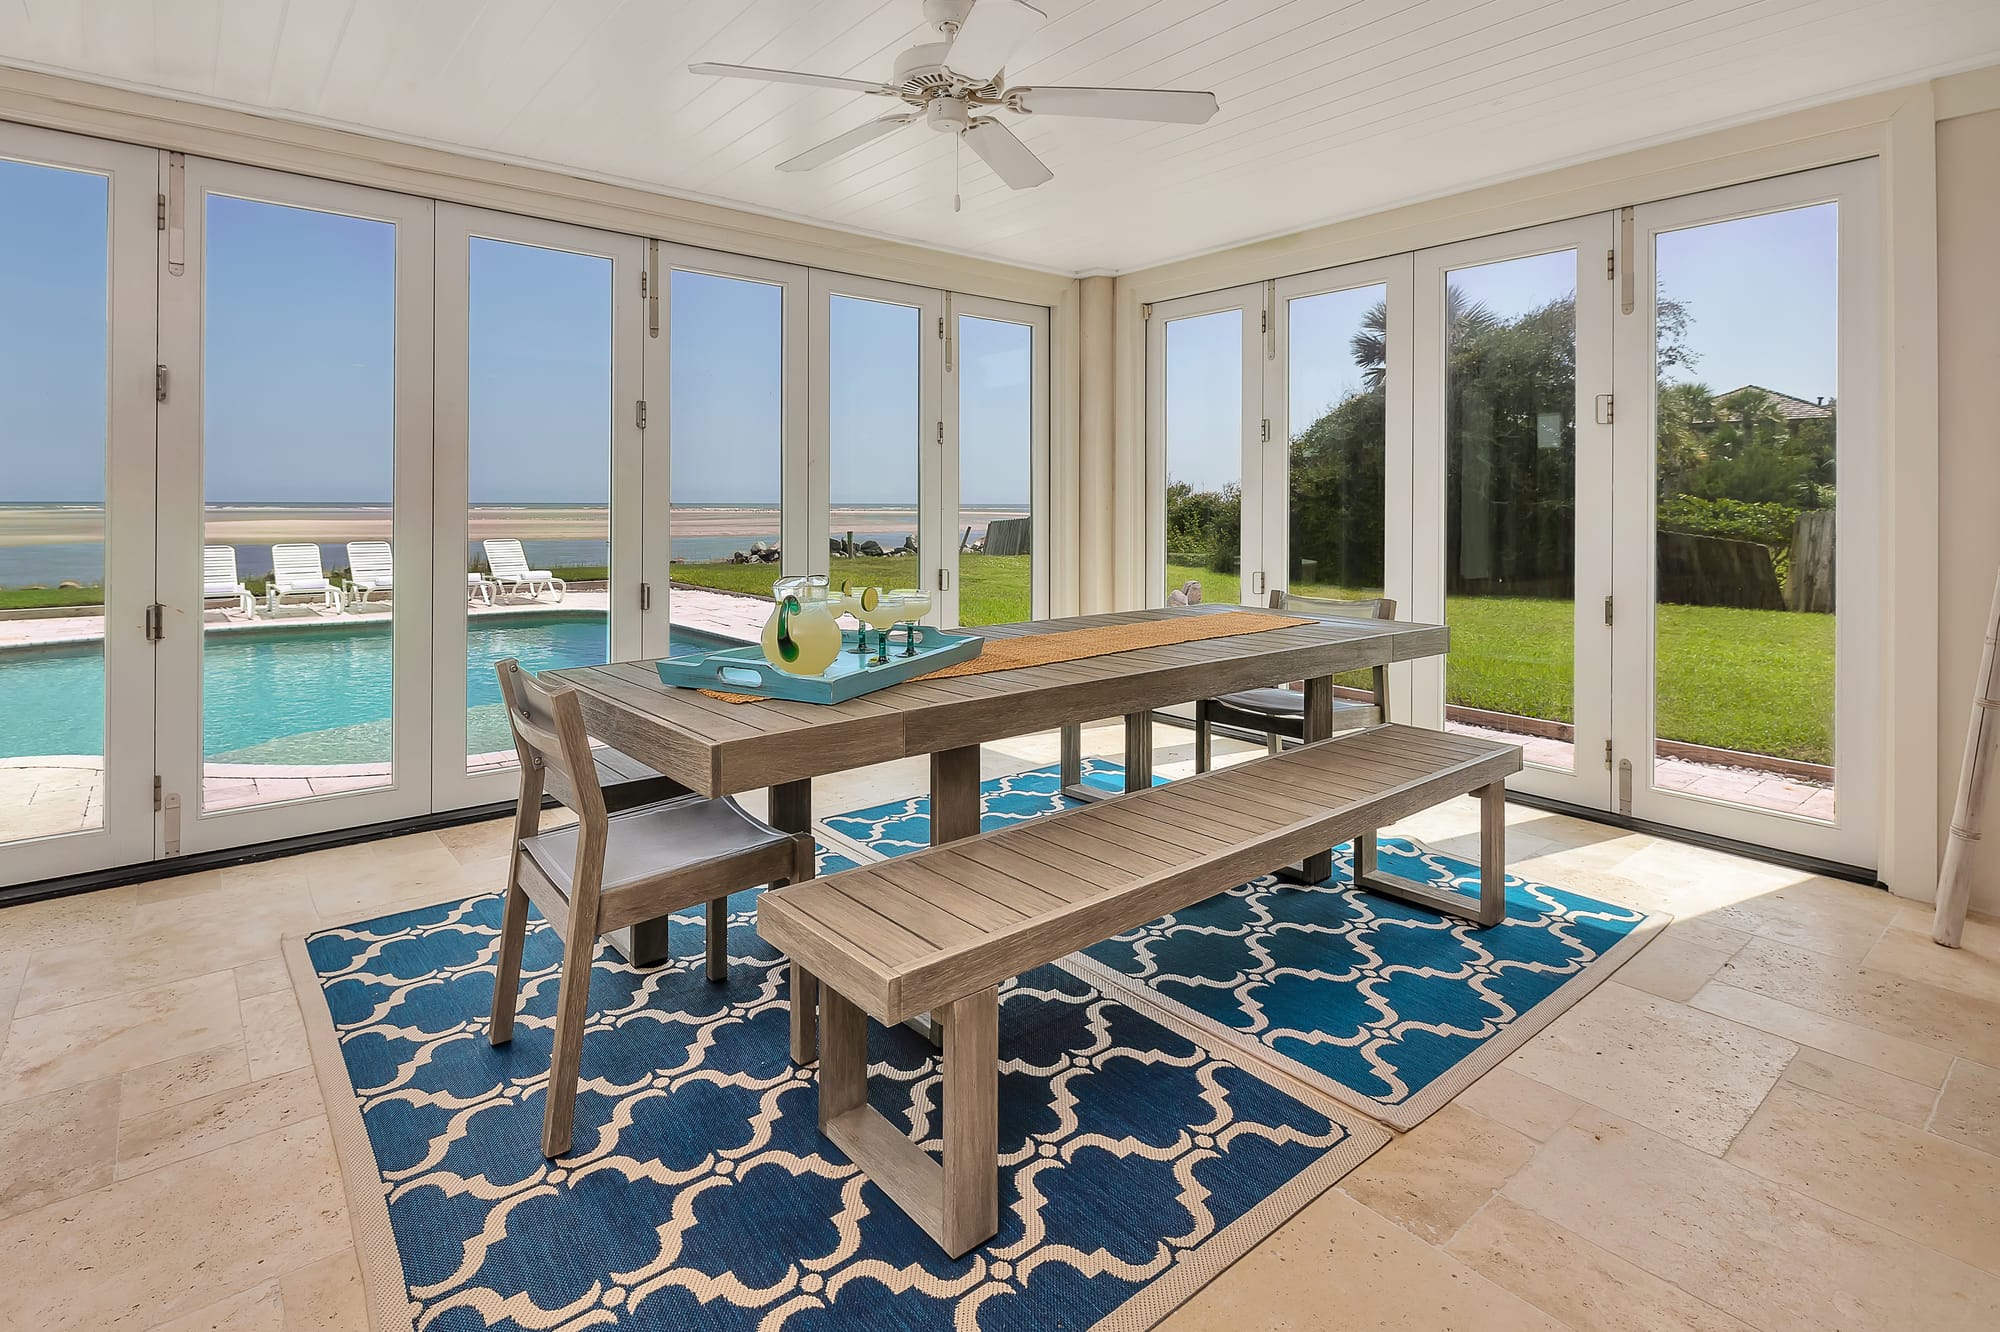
[1934,568,2000,947]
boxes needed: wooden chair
[489,658,815,1157]
[1193,590,1397,773]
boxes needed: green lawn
[0,585,105,610]
[1166,562,1834,765]
[674,554,1033,627]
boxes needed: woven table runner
[699,609,1313,703]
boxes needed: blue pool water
[0,613,745,764]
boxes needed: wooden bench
[756,722,1521,1256]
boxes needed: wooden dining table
[545,604,1450,900]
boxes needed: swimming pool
[0,613,747,764]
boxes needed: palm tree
[1656,380,1714,495]
[1714,386,1788,452]
[1349,285,1498,390]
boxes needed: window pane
[464,237,613,768]
[1287,284,1387,600]
[1163,309,1243,603]
[1652,203,1837,820]
[200,196,397,811]
[0,158,110,844]
[1441,250,1578,770]
[666,270,785,607]
[957,315,1033,626]
[828,294,922,591]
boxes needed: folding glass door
[808,272,944,612]
[1410,217,1617,810]
[0,125,158,887]
[432,205,645,810]
[155,160,435,855]
[942,294,1047,627]
[1610,164,1879,864]
[1147,286,1263,603]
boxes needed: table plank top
[546,603,1448,796]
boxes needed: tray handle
[712,661,771,689]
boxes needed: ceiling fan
[689,0,1220,198]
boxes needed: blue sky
[5,154,1828,510]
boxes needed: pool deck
[0,585,772,840]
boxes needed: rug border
[284,933,420,1332]
[284,918,1391,1332]
[1060,869,1672,1132]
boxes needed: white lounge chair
[267,543,342,614]
[344,541,394,605]
[202,546,255,618]
[483,539,565,603]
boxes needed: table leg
[930,745,982,846]
[1275,676,1338,885]
[1123,711,1153,791]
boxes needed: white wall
[1935,105,2000,916]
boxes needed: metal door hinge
[639,582,652,611]
[1141,302,1152,320]
[157,193,166,230]
[936,420,944,446]
[153,775,162,811]
[156,365,168,403]
[1594,393,1614,425]
[1604,739,1614,770]
[937,568,951,591]
[144,603,165,641]
[1260,309,1268,334]
[938,315,945,339]
[1260,418,1271,443]
[1604,595,1614,626]
[635,400,648,429]
[1606,248,1615,280]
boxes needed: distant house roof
[1709,385,1834,421]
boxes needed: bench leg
[1298,677,1335,883]
[705,897,728,982]
[790,963,820,1065]
[816,985,1001,1258]
[1060,722,1084,788]
[1350,782,1508,928]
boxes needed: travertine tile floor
[1,723,1996,1331]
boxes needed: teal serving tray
[653,625,984,703]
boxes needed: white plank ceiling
[3,1,1997,274]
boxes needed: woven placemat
[699,610,1312,703]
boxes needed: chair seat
[278,578,330,592]
[352,577,392,591]
[204,583,246,596]
[521,796,792,899]
[1212,687,1381,727]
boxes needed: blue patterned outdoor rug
[825,764,1666,1130]
[287,845,1388,1332]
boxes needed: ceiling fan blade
[1010,86,1219,124]
[945,0,1045,84]
[962,119,1053,190]
[688,62,893,96]
[777,115,917,172]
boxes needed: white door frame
[1145,284,1263,606]
[942,291,1050,626]
[1269,254,1416,715]
[645,244,810,654]
[155,158,435,854]
[807,270,944,601]
[432,203,645,812]
[1611,161,1881,866]
[0,124,158,887]
[1411,215,1617,809]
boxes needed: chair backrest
[1271,589,1397,621]
[493,657,606,825]
[1271,589,1396,718]
[347,541,393,584]
[202,546,239,589]
[484,539,529,579]
[272,543,326,586]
